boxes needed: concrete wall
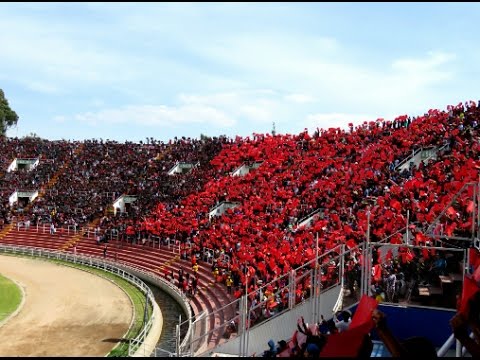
[398,147,438,173]
[232,164,249,177]
[113,263,193,351]
[114,263,192,320]
[113,196,125,215]
[209,202,239,219]
[7,158,17,173]
[9,191,18,206]
[131,296,163,357]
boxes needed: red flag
[470,248,480,269]
[460,275,480,316]
[474,266,480,284]
[386,249,393,262]
[390,234,403,245]
[390,199,402,212]
[467,200,474,213]
[350,295,378,330]
[445,222,457,237]
[446,206,457,218]
[257,262,266,272]
[320,322,372,357]
[268,301,278,309]
[406,249,414,262]
[373,264,382,282]
[415,232,428,245]
[346,239,356,249]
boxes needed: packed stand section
[0,137,78,226]
[139,101,480,321]
[32,136,228,233]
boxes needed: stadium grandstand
[1,100,480,357]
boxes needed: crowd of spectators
[1,102,480,357]
[137,101,480,307]
[0,136,228,233]
[1,101,479,321]
[0,137,78,225]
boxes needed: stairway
[59,216,101,251]
[22,143,85,214]
[0,223,13,241]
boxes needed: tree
[23,132,39,139]
[0,89,19,137]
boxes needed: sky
[1,2,479,142]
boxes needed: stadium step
[0,223,13,240]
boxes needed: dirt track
[0,255,133,356]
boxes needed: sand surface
[0,255,133,356]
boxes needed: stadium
[1,98,480,357]
[0,1,480,358]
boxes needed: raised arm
[372,309,407,357]
[450,313,480,358]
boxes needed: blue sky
[1,2,479,142]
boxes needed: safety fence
[0,244,163,357]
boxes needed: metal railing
[0,243,162,357]
[437,332,474,357]
[177,243,345,356]
[395,143,450,173]
[394,146,423,171]
[15,221,81,235]
[295,207,324,228]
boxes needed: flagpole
[406,209,410,245]
[244,266,248,357]
[472,184,476,240]
[360,241,364,296]
[476,177,480,240]
[364,209,371,296]
[245,279,250,357]
[367,209,371,244]
[313,233,319,324]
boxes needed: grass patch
[0,252,153,357]
[0,273,22,323]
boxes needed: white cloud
[60,89,291,133]
[285,93,315,103]
[0,4,467,143]
[240,105,272,123]
[179,90,281,124]
[91,99,105,108]
[193,33,457,116]
[392,51,456,73]
[53,116,66,123]
[25,82,60,94]
[389,51,456,88]
[0,13,194,93]
[73,103,236,128]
